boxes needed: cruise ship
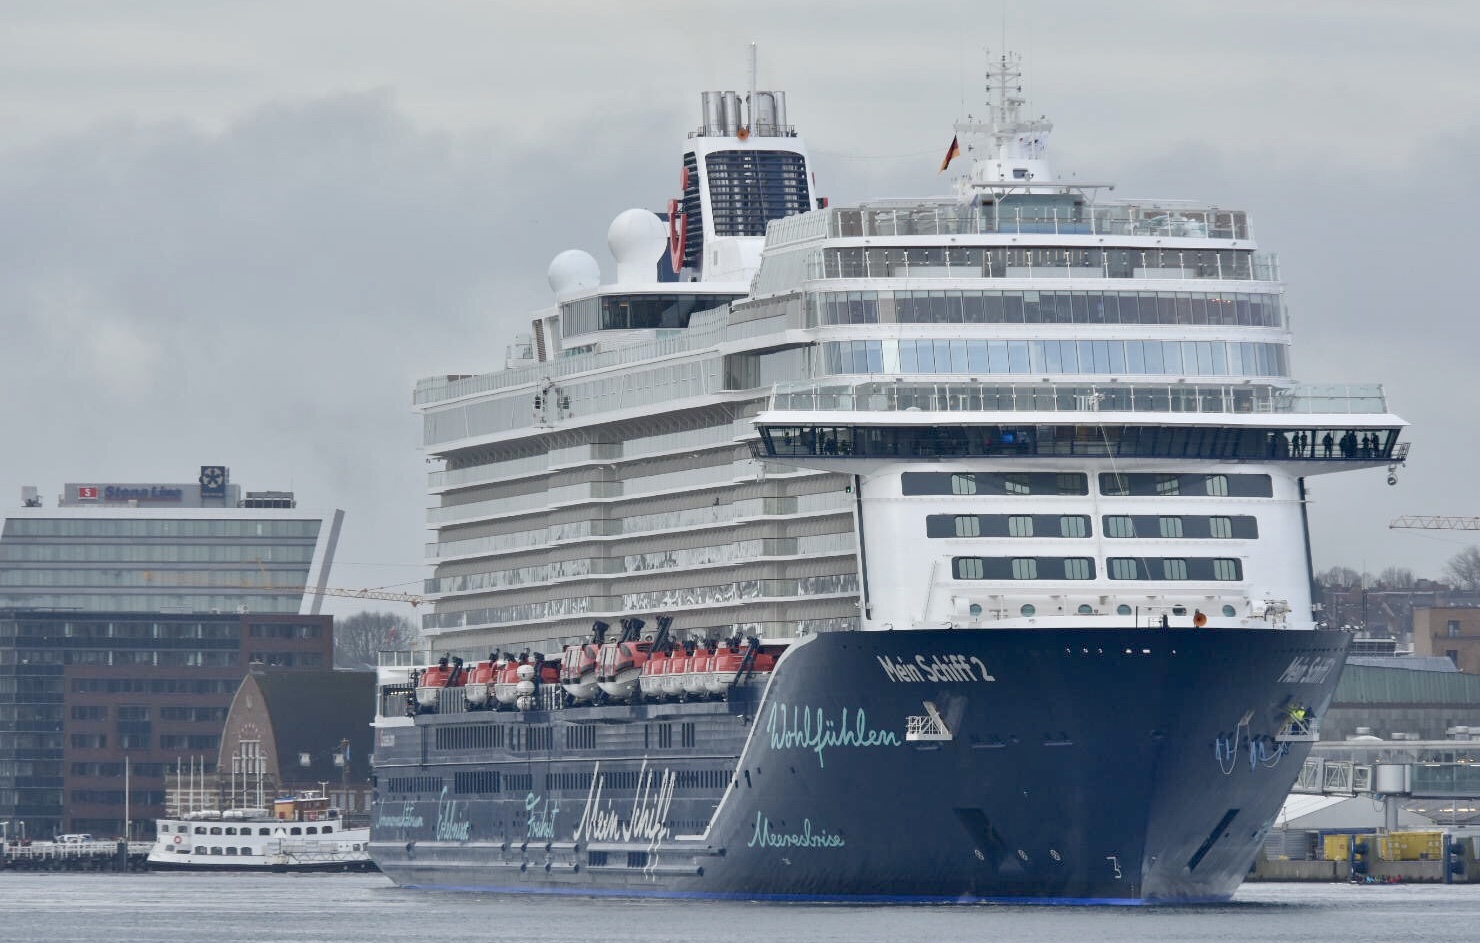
[368,55,1406,902]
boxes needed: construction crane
[1390,516,1480,531]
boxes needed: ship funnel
[753,91,780,135]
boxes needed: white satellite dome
[607,208,667,284]
[547,249,601,298]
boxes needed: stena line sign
[78,485,185,502]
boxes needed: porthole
[968,603,983,616]
[1020,604,1036,616]
[1077,604,1094,615]
[1117,604,1132,616]
[1222,605,1236,617]
[1172,606,1187,616]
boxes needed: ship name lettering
[435,785,471,841]
[573,760,675,845]
[876,654,995,683]
[375,803,424,830]
[525,792,560,840]
[765,703,901,768]
[747,811,845,849]
[1278,655,1337,685]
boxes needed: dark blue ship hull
[369,627,1347,903]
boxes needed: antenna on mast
[747,42,758,134]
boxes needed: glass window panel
[954,516,981,537]
[1011,558,1039,580]
[1159,517,1184,538]
[1105,515,1136,538]
[1205,475,1229,496]
[956,557,985,580]
[1110,558,1140,580]
[1007,515,1035,537]
[1064,558,1094,580]
[951,474,977,495]
[1209,516,1233,539]
[1213,558,1241,580]
[1163,559,1189,580]
[1004,474,1031,495]
[1059,515,1088,538]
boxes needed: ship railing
[818,202,1251,242]
[764,381,1391,417]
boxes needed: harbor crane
[1389,516,1480,531]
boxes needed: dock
[1,841,154,872]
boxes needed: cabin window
[950,473,977,495]
[306,827,318,835]
[1058,515,1089,538]
[1007,515,1034,537]
[1209,516,1233,539]
[1105,515,1136,538]
[954,515,981,537]
[1063,558,1094,580]
[1163,559,1189,580]
[1010,558,1039,580]
[1212,559,1242,581]
[1158,517,1184,538]
[955,558,985,580]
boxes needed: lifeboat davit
[415,657,464,710]
[463,655,497,708]
[707,639,778,696]
[596,640,652,701]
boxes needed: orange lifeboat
[492,655,523,709]
[707,638,778,697]
[704,642,742,697]
[683,643,711,700]
[463,655,497,708]
[640,648,670,700]
[663,645,690,700]
[415,657,464,711]
[560,643,600,703]
[597,640,652,701]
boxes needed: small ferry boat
[148,790,375,872]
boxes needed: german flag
[938,134,961,173]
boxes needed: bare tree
[334,610,416,669]
[1445,547,1480,592]
[1316,566,1364,589]
[1376,566,1416,590]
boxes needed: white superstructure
[414,56,1404,657]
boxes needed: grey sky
[3,2,1477,616]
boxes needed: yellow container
[1323,834,1350,861]
[1377,831,1444,861]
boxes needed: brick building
[0,610,332,840]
